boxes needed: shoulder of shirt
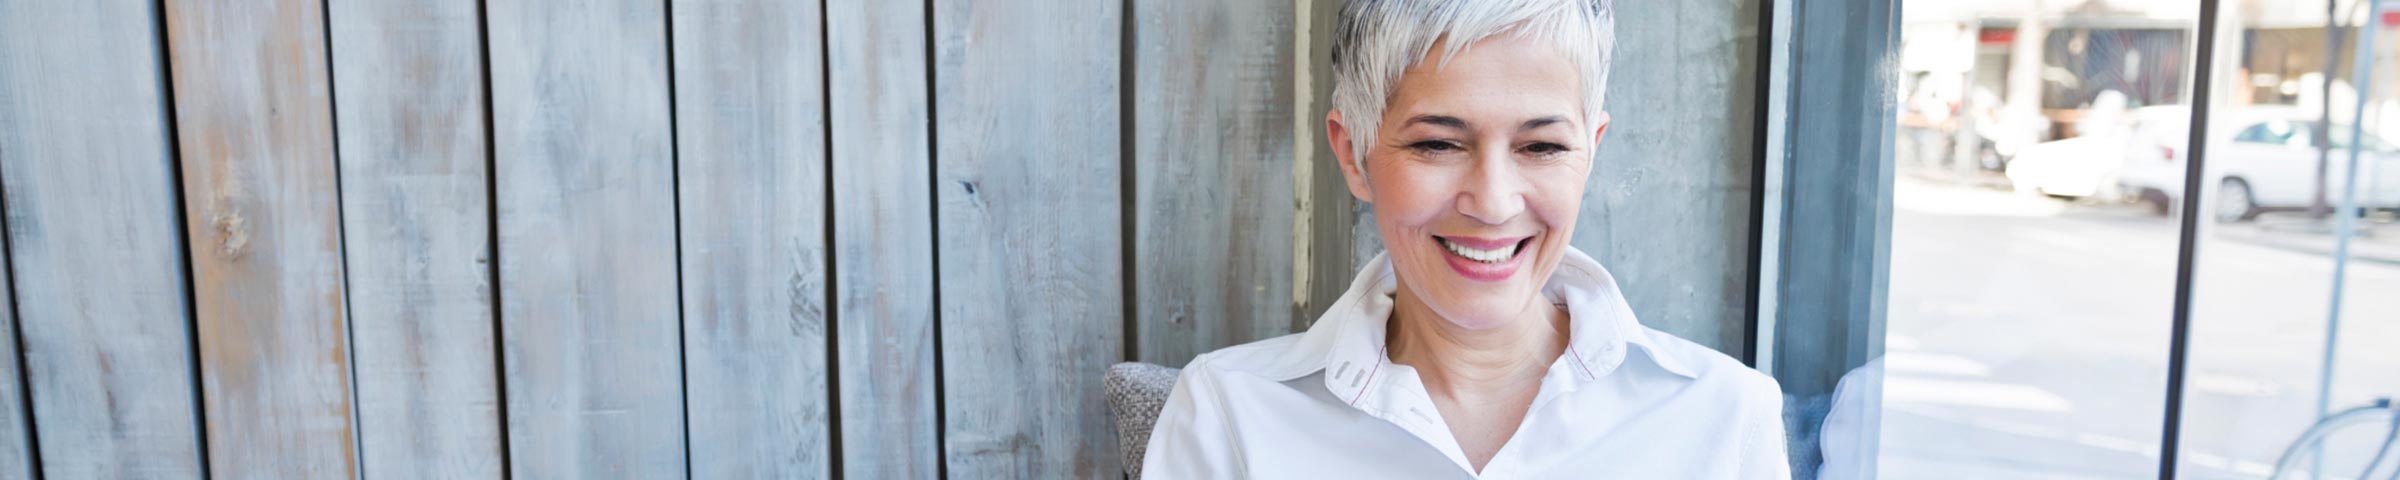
[1629,325,1784,402]
[1178,332,1313,383]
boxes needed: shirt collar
[1253,246,1698,402]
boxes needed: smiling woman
[1139,1,1792,478]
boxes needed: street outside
[1877,168,2400,479]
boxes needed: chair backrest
[1104,362,1181,479]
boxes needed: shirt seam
[1347,346,1384,406]
[1565,346,1600,380]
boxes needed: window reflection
[1864,0,2400,478]
[1873,0,2199,476]
[2187,0,2400,478]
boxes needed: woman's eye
[1407,140,1462,153]
[1522,142,1571,157]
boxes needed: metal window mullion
[2159,0,2227,477]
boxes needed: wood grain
[163,0,358,477]
[486,0,684,476]
[1132,0,1298,368]
[1298,0,1378,326]
[325,0,503,477]
[670,0,832,477]
[826,0,941,477]
[0,1,205,477]
[932,0,1124,477]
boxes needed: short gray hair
[1330,0,1615,165]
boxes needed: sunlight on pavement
[1896,175,2069,218]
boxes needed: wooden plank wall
[1132,0,1298,369]
[929,0,1124,477]
[0,0,1760,478]
[165,0,358,477]
[827,0,941,477]
[487,0,683,476]
[0,1,205,478]
[325,0,504,477]
[671,0,833,477]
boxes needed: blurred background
[1882,0,2400,477]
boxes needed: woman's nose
[1457,152,1528,224]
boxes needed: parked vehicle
[2004,134,2131,200]
[2118,106,2400,222]
[2001,93,2146,201]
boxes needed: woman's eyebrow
[1403,114,1470,130]
[1519,116,1569,131]
[1400,114,1569,132]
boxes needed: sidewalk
[2215,214,2400,266]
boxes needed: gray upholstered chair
[1105,362,1181,479]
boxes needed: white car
[2119,106,2400,222]
[2004,133,2132,200]
[2001,96,2151,201]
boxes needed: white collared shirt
[1141,247,1792,479]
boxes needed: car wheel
[2216,178,2256,223]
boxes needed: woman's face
[1329,36,1606,330]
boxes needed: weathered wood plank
[669,0,832,477]
[1132,1,1298,368]
[1298,0,1380,326]
[486,0,684,476]
[826,0,941,477]
[325,0,503,477]
[932,0,1124,477]
[162,0,357,477]
[0,1,204,477]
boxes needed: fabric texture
[1106,361,1182,479]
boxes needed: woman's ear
[1327,110,1374,203]
[1590,110,1612,148]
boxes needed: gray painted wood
[325,0,503,477]
[1298,0,1385,324]
[1133,0,1297,368]
[486,0,684,476]
[1298,0,1363,328]
[1569,0,1762,354]
[670,0,832,477]
[0,1,204,478]
[826,0,941,477]
[931,0,1123,477]
[163,0,358,476]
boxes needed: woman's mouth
[1435,235,1531,282]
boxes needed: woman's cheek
[1372,165,1456,223]
[1527,164,1589,232]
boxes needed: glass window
[2179,0,2400,478]
[1879,0,2196,476]
[1787,1,2397,478]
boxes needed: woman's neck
[1383,283,1570,398]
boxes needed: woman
[1141,0,1791,478]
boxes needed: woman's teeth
[1440,238,1518,264]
